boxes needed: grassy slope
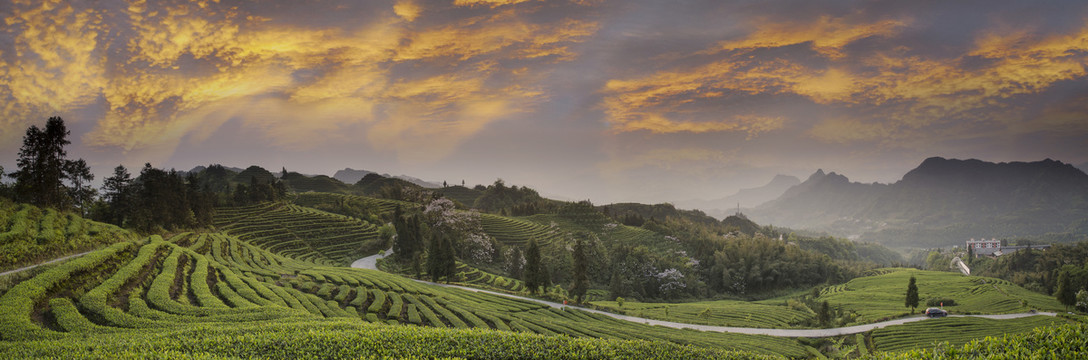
[3,194,1079,359]
[592,299,812,328]
[869,315,1068,352]
[870,322,1088,359]
[0,199,136,272]
[592,268,1066,329]
[0,202,808,358]
[0,319,781,360]
[817,268,1064,323]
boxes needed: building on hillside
[966,238,1001,256]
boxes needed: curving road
[350,250,1056,338]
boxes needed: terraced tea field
[592,299,812,328]
[0,206,809,358]
[0,200,135,272]
[869,315,1066,352]
[214,202,388,266]
[817,268,1065,324]
[1,197,1082,359]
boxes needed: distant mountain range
[680,174,801,219]
[332,168,439,188]
[748,157,1088,248]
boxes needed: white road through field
[350,250,1056,338]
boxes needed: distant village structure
[966,238,1051,257]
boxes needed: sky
[1,0,1087,206]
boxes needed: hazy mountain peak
[674,174,801,218]
[332,168,374,185]
[769,174,801,186]
[751,157,1088,248]
[825,171,849,183]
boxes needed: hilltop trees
[472,179,554,216]
[9,117,94,212]
[906,276,920,313]
[94,163,216,232]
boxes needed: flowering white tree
[424,198,496,263]
[656,268,687,298]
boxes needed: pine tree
[439,229,457,282]
[1056,270,1075,311]
[11,117,73,209]
[427,230,454,282]
[818,300,832,327]
[65,159,95,217]
[101,165,133,226]
[523,238,543,294]
[905,275,919,313]
[569,235,589,304]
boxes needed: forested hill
[750,157,1088,248]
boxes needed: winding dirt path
[0,251,94,277]
[350,251,1056,337]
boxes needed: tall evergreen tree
[439,230,457,282]
[426,230,456,282]
[393,207,411,258]
[569,235,589,303]
[65,159,95,217]
[905,275,919,313]
[11,117,73,209]
[1056,270,1075,311]
[100,165,133,225]
[818,300,832,327]
[523,238,543,294]
[185,172,214,226]
[393,207,426,273]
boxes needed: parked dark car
[925,308,948,318]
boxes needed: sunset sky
[1,0,1086,205]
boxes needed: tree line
[2,117,287,233]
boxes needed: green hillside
[0,222,808,358]
[817,268,1064,323]
[591,267,1068,331]
[213,202,389,266]
[871,322,1087,359]
[0,199,136,272]
[1,193,1085,359]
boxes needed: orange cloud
[709,15,908,58]
[453,0,536,8]
[0,0,106,141]
[602,14,1088,143]
[391,1,420,22]
[0,0,597,163]
[394,9,596,62]
[615,114,784,138]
